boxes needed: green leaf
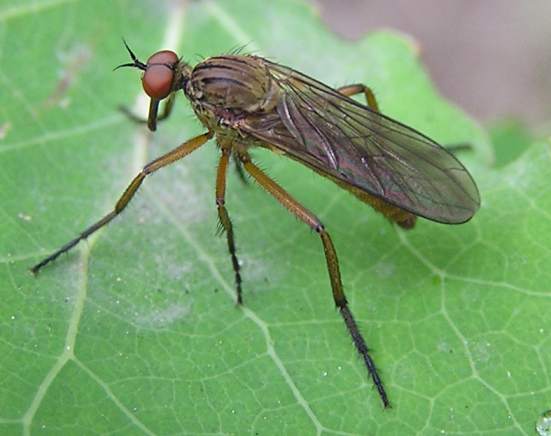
[1,0,549,434]
[489,119,535,168]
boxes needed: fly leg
[241,153,390,408]
[233,154,249,185]
[337,84,380,112]
[216,148,243,304]
[444,143,473,153]
[31,131,212,274]
[119,92,176,131]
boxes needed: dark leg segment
[241,155,390,408]
[445,143,472,153]
[216,149,243,304]
[31,131,212,274]
[119,92,176,131]
[233,154,249,185]
[337,83,380,112]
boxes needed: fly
[31,41,480,408]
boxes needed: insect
[31,42,480,408]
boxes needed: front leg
[119,92,176,131]
[31,131,212,274]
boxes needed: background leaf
[489,119,535,168]
[1,0,550,434]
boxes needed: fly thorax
[188,56,279,116]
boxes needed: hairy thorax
[184,55,279,149]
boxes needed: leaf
[489,119,535,168]
[1,0,550,434]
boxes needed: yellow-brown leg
[337,83,380,112]
[216,149,243,304]
[31,131,213,274]
[241,154,390,408]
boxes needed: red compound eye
[142,50,178,99]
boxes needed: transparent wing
[240,60,480,224]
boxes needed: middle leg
[216,148,243,304]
